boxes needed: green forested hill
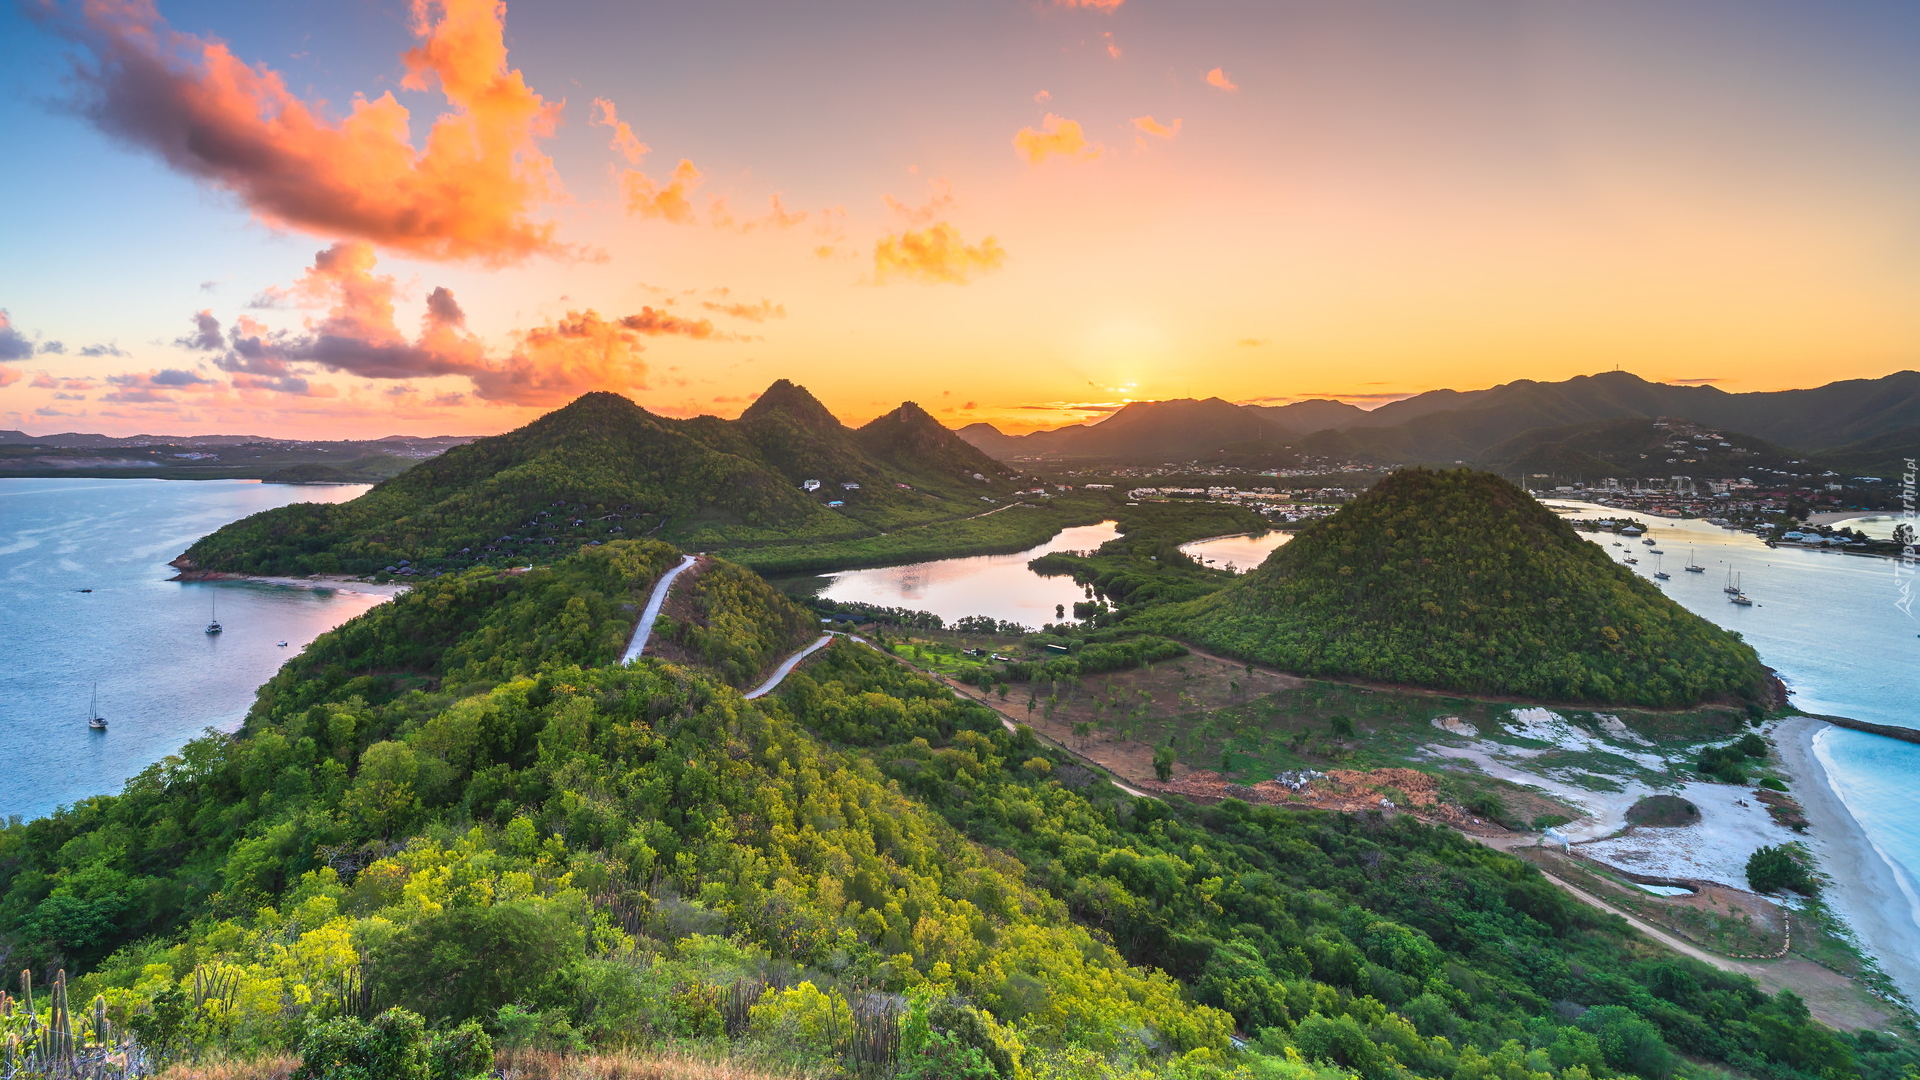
[1159,469,1772,707]
[176,385,1021,577]
[2,540,1896,1080]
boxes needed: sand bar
[1776,715,1920,1006]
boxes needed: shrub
[1153,743,1176,782]
[293,1007,492,1080]
[1747,845,1817,896]
[1696,744,1750,784]
[1577,1005,1674,1080]
[1736,732,1768,758]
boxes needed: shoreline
[175,570,411,598]
[1776,715,1920,1006]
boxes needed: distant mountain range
[0,430,477,450]
[178,382,1020,576]
[958,370,1920,474]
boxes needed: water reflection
[814,521,1120,628]
[1179,531,1292,574]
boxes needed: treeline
[1158,470,1772,707]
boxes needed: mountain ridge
[177,383,1022,576]
[957,369,1920,465]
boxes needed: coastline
[174,570,411,598]
[1776,715,1920,1006]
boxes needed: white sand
[1777,716,1920,1006]
[1578,782,1795,886]
[240,573,410,597]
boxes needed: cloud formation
[185,242,723,404]
[1205,67,1239,91]
[623,160,705,224]
[46,0,565,263]
[702,299,786,322]
[102,368,217,403]
[0,311,36,361]
[1132,115,1182,139]
[176,310,224,351]
[874,224,1006,285]
[1013,114,1102,165]
[591,97,648,165]
[1055,0,1123,9]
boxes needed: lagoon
[813,521,1120,628]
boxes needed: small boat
[86,683,106,731]
[205,592,223,635]
[1648,548,1663,554]
[1684,547,1705,573]
[1612,542,1622,547]
[1728,571,1752,605]
[1654,555,1670,581]
[78,588,92,593]
[1623,556,1638,564]
[1723,566,1740,594]
[276,640,289,647]
[1642,538,1656,546]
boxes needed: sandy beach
[1776,715,1920,1006]
[236,573,411,598]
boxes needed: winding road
[620,554,698,664]
[744,634,838,698]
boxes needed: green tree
[1153,742,1176,782]
[1747,845,1817,896]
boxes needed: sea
[0,478,385,820]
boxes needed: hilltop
[1159,468,1775,707]
[175,384,1019,576]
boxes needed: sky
[2,0,1917,438]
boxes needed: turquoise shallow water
[1550,503,1920,981]
[0,479,385,820]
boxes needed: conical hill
[1165,468,1771,707]
[856,401,1012,485]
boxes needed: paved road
[744,634,836,698]
[620,554,698,664]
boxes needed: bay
[1550,502,1920,997]
[0,478,389,820]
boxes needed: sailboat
[1654,555,1670,581]
[1684,547,1706,573]
[86,683,107,731]
[1729,572,1753,606]
[205,592,223,635]
[1723,565,1740,594]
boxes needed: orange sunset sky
[2,0,1917,438]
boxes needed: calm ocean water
[0,479,385,820]
[1549,503,1920,985]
